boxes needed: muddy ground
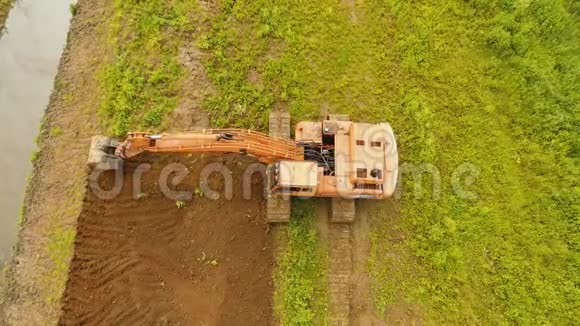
[61,154,274,325]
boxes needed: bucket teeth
[87,135,123,170]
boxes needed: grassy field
[96,0,579,324]
[98,0,198,136]
[365,1,579,324]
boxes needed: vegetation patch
[98,0,198,136]
[201,0,578,324]
[199,0,397,128]
[274,201,328,326]
[44,226,75,304]
[0,0,13,33]
[0,0,14,36]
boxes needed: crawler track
[328,223,354,325]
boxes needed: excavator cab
[268,161,318,197]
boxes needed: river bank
[0,0,73,269]
[0,0,106,323]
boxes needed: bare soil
[60,153,274,325]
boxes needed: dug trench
[60,153,274,325]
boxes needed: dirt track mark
[319,199,390,325]
[351,201,386,325]
[328,223,353,325]
[315,200,354,326]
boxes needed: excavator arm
[114,129,303,164]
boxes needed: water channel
[0,0,73,267]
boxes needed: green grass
[199,0,579,324]
[98,0,198,136]
[44,226,75,303]
[198,0,388,128]
[49,126,63,137]
[365,1,579,324]
[274,201,328,325]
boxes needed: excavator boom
[115,129,304,164]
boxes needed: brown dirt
[168,45,213,131]
[60,153,274,325]
[317,197,402,325]
[341,0,359,23]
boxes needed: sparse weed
[45,227,75,303]
[30,150,40,163]
[69,3,78,16]
[175,201,186,209]
[62,92,74,105]
[18,206,25,225]
[0,0,13,32]
[135,192,148,200]
[50,126,63,137]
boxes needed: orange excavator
[88,113,398,222]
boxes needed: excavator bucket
[87,136,123,170]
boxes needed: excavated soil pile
[61,154,274,325]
